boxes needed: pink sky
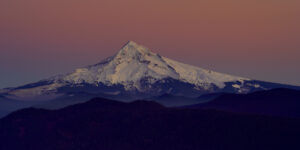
[0,0,300,88]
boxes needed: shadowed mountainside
[0,97,300,150]
[186,88,300,118]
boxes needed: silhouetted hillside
[1,97,300,150]
[187,88,300,118]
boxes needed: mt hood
[1,41,299,111]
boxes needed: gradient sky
[0,0,300,88]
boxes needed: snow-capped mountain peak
[62,41,180,90]
[117,40,151,56]
[2,40,259,102]
[59,41,248,91]
[1,41,300,117]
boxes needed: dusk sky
[0,0,300,88]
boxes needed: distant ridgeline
[0,97,300,150]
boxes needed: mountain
[1,41,300,116]
[185,88,300,118]
[1,97,300,150]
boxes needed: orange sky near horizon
[0,0,300,88]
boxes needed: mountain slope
[2,41,297,99]
[60,41,247,89]
[185,88,300,118]
[0,41,300,116]
[1,98,300,150]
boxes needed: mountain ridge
[0,41,300,117]
[185,88,300,118]
[0,41,254,100]
[1,97,300,150]
[58,41,247,90]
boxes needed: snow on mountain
[62,41,179,90]
[58,41,248,90]
[2,40,299,102]
[162,57,248,88]
[1,40,300,118]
